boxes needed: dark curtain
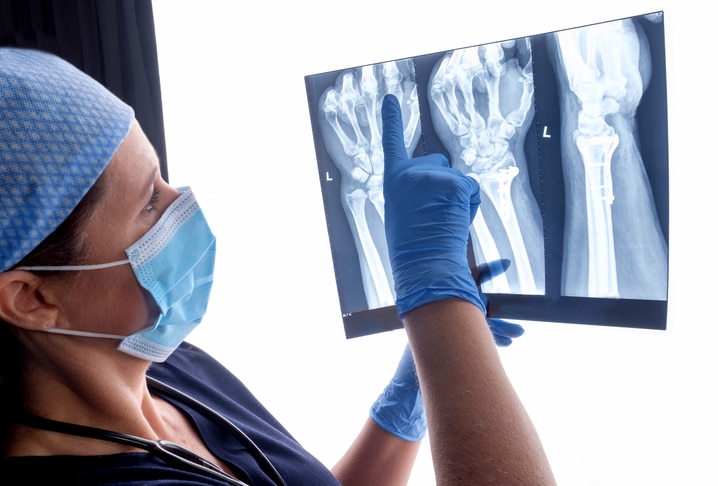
[0,0,169,180]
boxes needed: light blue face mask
[18,187,216,362]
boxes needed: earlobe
[0,271,60,331]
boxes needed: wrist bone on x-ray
[550,17,667,300]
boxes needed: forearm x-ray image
[429,39,545,295]
[318,60,420,310]
[549,16,668,300]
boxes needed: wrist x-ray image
[305,11,668,338]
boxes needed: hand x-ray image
[305,11,668,338]
[428,38,545,296]
[315,60,420,311]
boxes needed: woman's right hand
[381,94,484,317]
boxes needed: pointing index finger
[381,94,408,164]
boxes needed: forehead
[104,122,160,189]
[80,123,161,257]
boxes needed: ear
[0,271,60,331]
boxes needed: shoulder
[147,342,267,415]
[146,343,342,485]
[147,342,292,437]
[149,341,239,386]
[153,341,230,376]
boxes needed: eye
[144,188,161,212]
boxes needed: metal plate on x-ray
[305,11,668,338]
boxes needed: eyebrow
[144,167,159,199]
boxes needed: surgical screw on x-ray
[552,17,667,299]
[429,39,545,295]
[318,60,420,309]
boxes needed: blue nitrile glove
[382,94,484,317]
[487,317,525,347]
[370,343,425,441]
[475,259,526,346]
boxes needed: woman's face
[53,122,180,337]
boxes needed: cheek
[78,269,159,333]
[140,287,161,325]
[113,279,161,332]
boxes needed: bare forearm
[332,418,421,486]
[403,298,555,485]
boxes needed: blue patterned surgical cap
[1,48,135,272]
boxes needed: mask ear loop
[14,259,134,340]
[43,328,127,339]
[15,259,130,271]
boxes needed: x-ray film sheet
[305,11,668,338]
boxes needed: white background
[151,1,717,484]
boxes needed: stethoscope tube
[15,376,288,486]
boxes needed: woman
[0,48,554,484]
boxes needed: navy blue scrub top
[0,342,342,485]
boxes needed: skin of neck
[6,330,170,456]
